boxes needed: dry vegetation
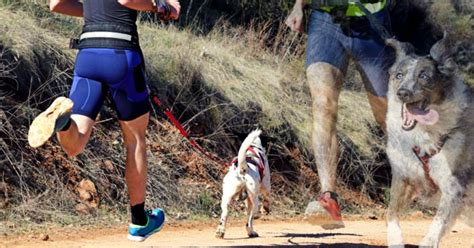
[0,0,471,234]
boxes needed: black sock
[131,202,147,226]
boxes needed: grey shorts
[306,10,395,97]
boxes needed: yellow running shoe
[28,96,73,148]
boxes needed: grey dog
[385,33,473,247]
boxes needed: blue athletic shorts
[305,10,395,97]
[69,48,150,121]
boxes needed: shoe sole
[305,214,345,230]
[28,97,73,148]
[127,215,166,242]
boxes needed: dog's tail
[237,129,262,175]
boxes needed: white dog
[215,129,271,239]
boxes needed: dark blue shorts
[69,48,150,121]
[306,10,395,96]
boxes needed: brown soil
[2,216,473,247]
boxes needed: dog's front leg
[387,175,414,248]
[245,194,259,238]
[419,177,464,248]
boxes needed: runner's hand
[156,0,180,21]
[285,6,304,33]
[166,0,180,20]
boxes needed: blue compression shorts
[69,48,150,121]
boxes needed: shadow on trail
[205,244,384,248]
[277,232,362,239]
[280,232,375,247]
[221,232,390,247]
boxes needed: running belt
[70,22,140,50]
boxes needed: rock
[75,203,90,215]
[104,160,114,171]
[410,210,424,218]
[175,213,189,220]
[368,215,378,220]
[39,233,49,241]
[79,179,97,194]
[0,197,7,209]
[77,179,99,208]
[77,188,92,201]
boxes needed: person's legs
[101,49,162,241]
[28,53,106,152]
[366,92,387,132]
[57,72,108,156]
[307,62,344,194]
[355,48,392,133]
[304,10,348,229]
[349,10,395,133]
[57,114,95,156]
[119,113,149,207]
[305,62,345,229]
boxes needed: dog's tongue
[405,104,439,125]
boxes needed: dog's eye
[419,73,430,80]
[395,73,403,79]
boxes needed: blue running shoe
[128,208,166,242]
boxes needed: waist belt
[70,22,140,50]
[313,0,387,17]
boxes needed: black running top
[82,0,138,28]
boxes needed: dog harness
[412,135,449,192]
[230,146,266,182]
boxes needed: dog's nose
[397,88,413,101]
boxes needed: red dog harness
[412,135,449,192]
[230,146,266,181]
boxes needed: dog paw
[253,211,261,219]
[247,231,259,238]
[263,205,271,214]
[215,230,225,239]
[419,237,437,248]
[388,245,405,248]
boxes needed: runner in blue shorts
[28,0,180,242]
[286,0,395,229]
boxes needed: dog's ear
[430,32,457,76]
[385,38,415,67]
[386,38,415,58]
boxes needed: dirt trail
[3,216,473,247]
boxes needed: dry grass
[429,0,474,86]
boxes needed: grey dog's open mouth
[400,99,440,131]
[401,100,427,131]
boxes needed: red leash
[151,95,229,165]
